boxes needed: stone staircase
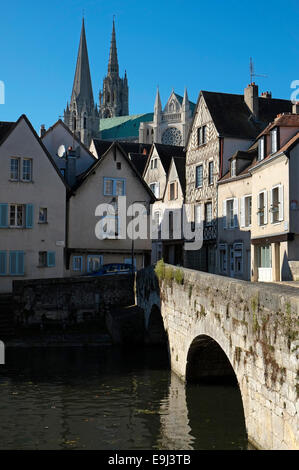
[0,294,15,337]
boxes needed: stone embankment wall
[13,275,135,327]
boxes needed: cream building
[139,89,195,146]
[250,111,299,282]
[0,115,67,293]
[217,147,256,280]
[185,84,292,273]
[67,142,154,274]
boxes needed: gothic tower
[99,19,129,118]
[64,19,99,147]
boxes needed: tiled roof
[128,153,148,177]
[99,113,154,140]
[92,139,152,159]
[256,113,299,139]
[202,91,292,139]
[172,156,186,195]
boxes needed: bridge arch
[186,334,238,385]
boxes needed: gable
[164,92,182,114]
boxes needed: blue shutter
[17,251,25,275]
[0,251,6,275]
[73,256,82,272]
[25,204,34,228]
[9,251,24,275]
[47,251,56,267]
[9,251,17,275]
[0,204,8,228]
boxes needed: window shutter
[264,190,268,224]
[9,251,17,275]
[223,200,227,229]
[0,251,6,275]
[279,185,284,221]
[233,198,239,228]
[240,197,245,227]
[25,204,34,228]
[156,182,160,198]
[17,251,25,275]
[0,204,8,228]
[270,189,273,224]
[47,251,56,267]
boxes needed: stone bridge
[136,264,299,450]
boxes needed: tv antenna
[250,57,267,83]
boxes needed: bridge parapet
[136,263,299,450]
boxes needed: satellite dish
[57,144,66,158]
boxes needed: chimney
[261,91,272,99]
[66,147,77,187]
[292,102,299,114]
[40,124,46,137]
[244,83,259,119]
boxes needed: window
[205,202,212,225]
[233,243,243,274]
[38,251,56,267]
[258,137,265,161]
[270,185,283,223]
[9,251,25,275]
[22,159,32,181]
[219,244,227,273]
[208,161,214,185]
[245,196,252,227]
[150,182,159,198]
[9,204,24,227]
[194,204,201,224]
[39,208,47,224]
[226,199,234,229]
[10,158,20,181]
[195,165,203,188]
[83,116,87,129]
[153,211,162,239]
[73,256,83,272]
[258,191,268,225]
[169,182,177,200]
[151,158,158,169]
[271,128,278,154]
[116,162,121,170]
[197,125,207,146]
[87,255,103,273]
[103,178,126,196]
[231,159,236,177]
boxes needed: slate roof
[99,113,154,140]
[128,153,148,177]
[0,121,15,145]
[153,143,186,173]
[172,156,186,196]
[92,139,152,159]
[201,91,292,139]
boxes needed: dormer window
[271,127,278,154]
[231,159,236,177]
[258,136,265,161]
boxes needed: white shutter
[264,190,268,224]
[233,198,239,228]
[240,196,245,228]
[156,183,160,198]
[223,200,227,229]
[270,189,273,224]
[279,184,284,221]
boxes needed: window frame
[195,164,203,188]
[103,177,126,196]
[22,158,33,182]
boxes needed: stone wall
[13,275,135,327]
[136,264,299,450]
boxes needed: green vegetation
[155,259,184,285]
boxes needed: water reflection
[0,347,247,450]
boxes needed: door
[258,245,272,282]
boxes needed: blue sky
[1,0,298,131]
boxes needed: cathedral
[64,19,129,147]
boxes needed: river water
[0,346,248,450]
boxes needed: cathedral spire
[71,18,94,109]
[108,18,119,76]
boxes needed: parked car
[84,263,136,276]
